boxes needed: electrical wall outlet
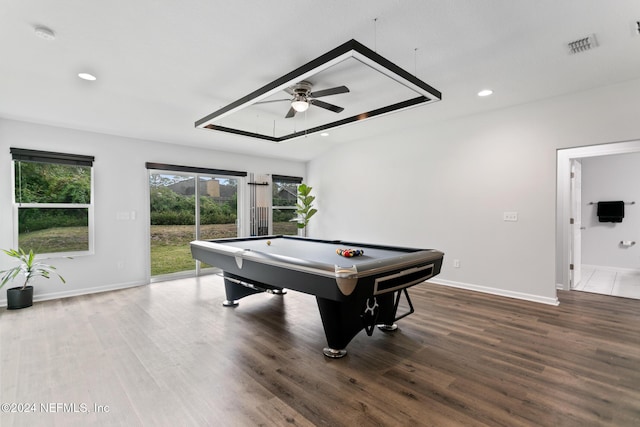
[116,211,130,220]
[503,212,518,222]
[453,259,460,268]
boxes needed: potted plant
[294,183,318,237]
[0,248,66,309]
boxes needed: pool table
[190,235,444,358]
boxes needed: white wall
[4,77,640,307]
[581,152,640,269]
[0,118,305,305]
[308,77,640,305]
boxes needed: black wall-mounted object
[597,201,625,223]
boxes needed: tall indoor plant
[295,183,317,237]
[0,248,66,309]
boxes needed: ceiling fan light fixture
[291,95,309,112]
[196,39,442,142]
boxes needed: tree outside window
[11,149,93,255]
[272,175,301,235]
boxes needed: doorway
[148,169,241,279]
[556,139,640,294]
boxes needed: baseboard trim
[1,278,561,307]
[429,278,560,306]
[0,280,148,307]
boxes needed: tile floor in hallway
[573,265,640,300]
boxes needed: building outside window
[147,162,245,278]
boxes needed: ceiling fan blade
[285,106,297,118]
[254,98,290,105]
[309,86,349,98]
[310,99,344,113]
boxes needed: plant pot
[6,286,34,309]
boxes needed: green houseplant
[0,248,66,309]
[294,183,318,237]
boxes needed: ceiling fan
[256,81,350,118]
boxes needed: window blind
[145,162,247,177]
[11,148,94,167]
[271,175,303,184]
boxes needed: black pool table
[190,235,444,358]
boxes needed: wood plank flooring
[1,275,638,426]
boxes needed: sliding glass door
[149,170,239,278]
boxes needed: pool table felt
[216,237,419,269]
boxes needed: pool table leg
[378,288,415,332]
[316,295,394,358]
[316,297,368,358]
[323,347,347,358]
[221,273,286,307]
[222,299,239,307]
[376,292,398,332]
[376,292,398,331]
[316,292,402,357]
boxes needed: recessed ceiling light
[478,89,493,97]
[78,73,97,81]
[320,132,329,137]
[34,26,55,41]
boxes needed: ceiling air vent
[567,34,598,54]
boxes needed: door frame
[556,139,640,290]
[569,159,582,289]
[148,169,245,280]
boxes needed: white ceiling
[1,0,639,162]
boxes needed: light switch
[116,211,130,221]
[503,212,518,222]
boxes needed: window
[272,175,302,235]
[11,148,94,255]
[146,162,245,278]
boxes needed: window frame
[271,175,303,236]
[146,163,247,279]
[11,149,95,258]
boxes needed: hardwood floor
[1,276,639,426]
